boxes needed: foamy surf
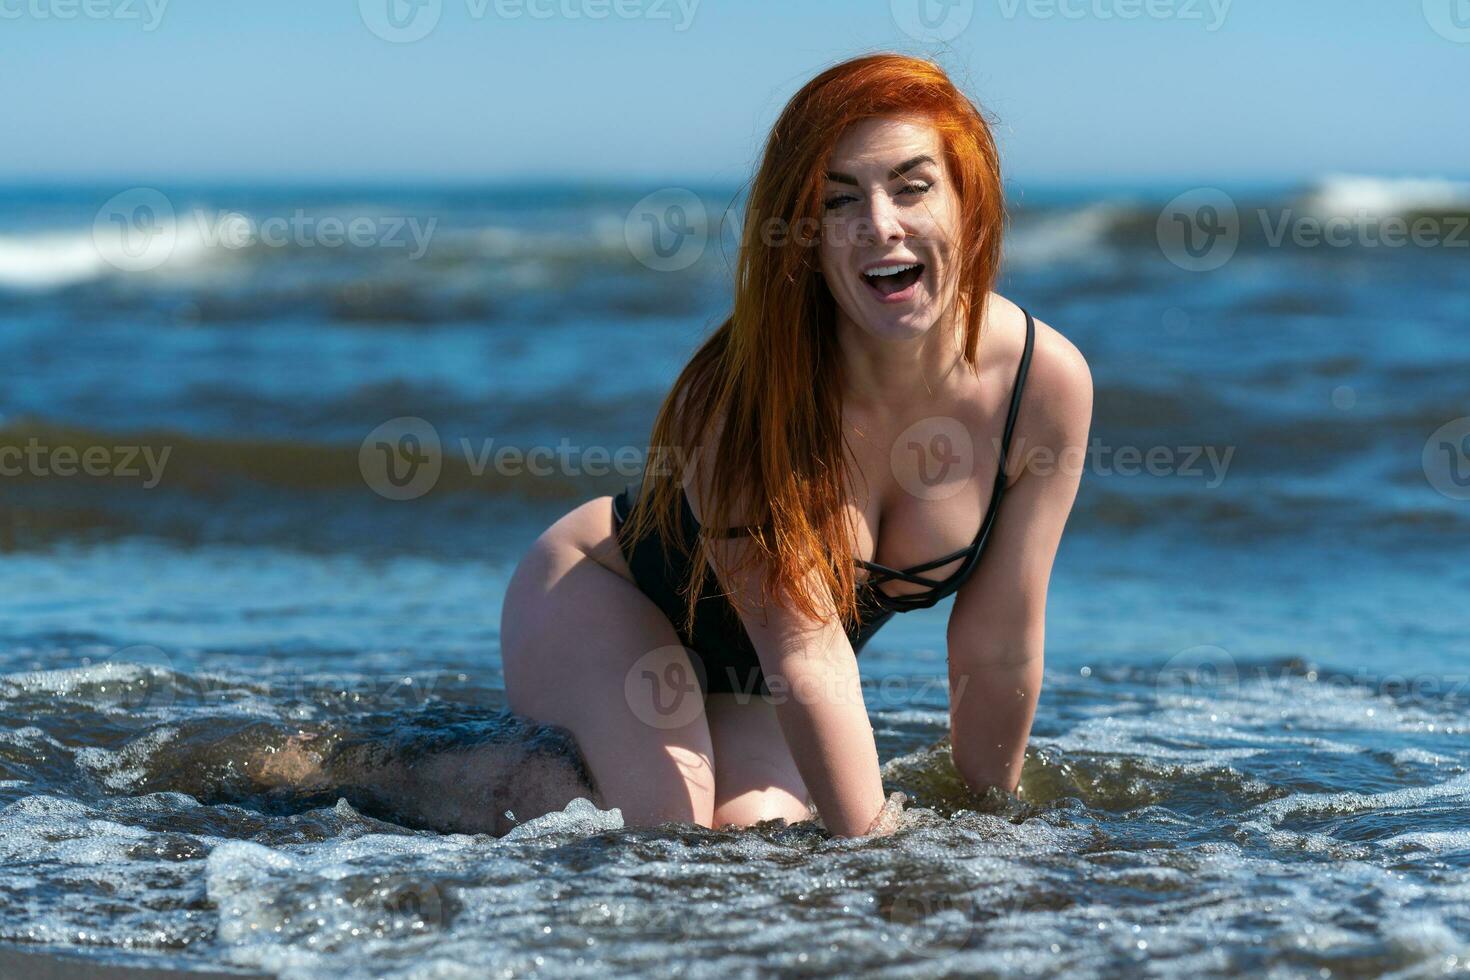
[2,175,1467,976]
[0,231,114,290]
[1296,173,1470,218]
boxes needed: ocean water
[1,177,1468,978]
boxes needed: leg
[239,719,600,837]
[326,735,599,836]
[705,692,816,829]
[501,496,716,830]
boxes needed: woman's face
[817,116,963,343]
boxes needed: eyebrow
[824,154,936,186]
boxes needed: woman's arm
[683,425,888,838]
[946,319,1093,796]
[701,529,890,838]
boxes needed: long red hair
[618,52,1006,636]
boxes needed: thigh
[501,496,715,830]
[705,692,815,829]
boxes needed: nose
[859,191,907,247]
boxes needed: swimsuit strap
[856,307,1036,602]
[678,486,772,539]
[664,307,1037,583]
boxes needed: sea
[0,175,1467,977]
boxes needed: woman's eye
[823,181,931,211]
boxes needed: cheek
[817,239,849,286]
[924,218,961,279]
[918,210,958,252]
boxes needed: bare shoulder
[987,294,1093,475]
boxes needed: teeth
[864,262,919,277]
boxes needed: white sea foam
[0,211,215,291]
[1247,770,1470,825]
[1,661,163,694]
[500,795,623,840]
[1380,829,1470,853]
[73,726,179,791]
[1392,746,1458,767]
[0,232,112,290]
[1297,174,1470,218]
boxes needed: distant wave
[0,419,628,498]
[0,218,214,291]
[1005,201,1130,267]
[3,394,1467,555]
[0,203,723,329]
[0,202,651,290]
[0,231,113,290]
[3,180,1462,305]
[1006,175,1470,266]
[1295,173,1470,219]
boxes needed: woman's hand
[863,790,907,837]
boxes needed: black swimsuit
[612,308,1036,696]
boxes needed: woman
[500,53,1092,839]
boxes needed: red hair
[619,52,1006,634]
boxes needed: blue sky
[2,0,1466,184]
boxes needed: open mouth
[861,261,925,302]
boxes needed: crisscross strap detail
[621,308,1037,613]
[854,308,1036,611]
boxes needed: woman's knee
[497,505,718,832]
[711,782,813,829]
[711,758,817,834]
[704,693,813,830]
[606,742,717,829]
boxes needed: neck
[833,306,970,412]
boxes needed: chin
[852,306,940,341]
